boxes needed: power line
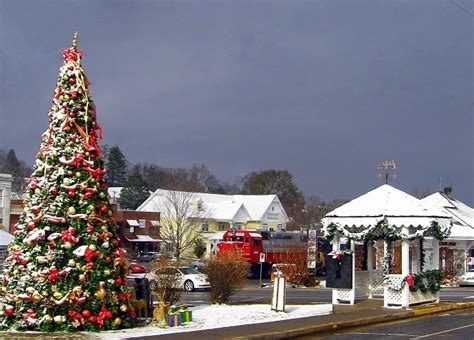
[450,0,474,17]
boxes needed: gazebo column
[432,238,440,270]
[350,240,356,304]
[331,234,341,305]
[367,240,373,299]
[401,227,410,308]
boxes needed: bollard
[271,274,286,312]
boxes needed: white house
[421,189,474,275]
[0,174,13,231]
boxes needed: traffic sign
[259,252,266,263]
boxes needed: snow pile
[99,303,332,339]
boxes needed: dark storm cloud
[0,0,472,204]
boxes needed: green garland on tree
[0,34,136,332]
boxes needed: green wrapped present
[180,310,192,322]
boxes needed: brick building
[8,200,161,254]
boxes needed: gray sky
[0,0,472,205]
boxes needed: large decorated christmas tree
[0,34,136,332]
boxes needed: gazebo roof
[322,184,451,239]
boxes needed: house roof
[421,192,474,240]
[137,189,289,223]
[0,230,13,246]
[323,184,451,229]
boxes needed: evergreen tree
[105,145,127,187]
[1,149,23,193]
[0,34,135,331]
[117,166,149,210]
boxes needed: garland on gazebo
[324,219,451,243]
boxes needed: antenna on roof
[377,160,397,184]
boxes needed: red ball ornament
[68,66,74,71]
[84,192,93,199]
[105,310,113,319]
[88,316,97,323]
[30,182,38,190]
[86,225,95,232]
[50,187,59,195]
[100,206,108,214]
[69,77,76,84]
[32,207,41,214]
[68,190,76,198]
[82,309,92,318]
[113,239,119,247]
[115,277,122,285]
[105,256,112,264]
[5,306,14,316]
[27,222,36,230]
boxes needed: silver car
[146,266,211,292]
[458,268,474,286]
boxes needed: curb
[231,302,474,340]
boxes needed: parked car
[128,263,148,274]
[145,266,211,292]
[137,252,161,263]
[458,268,474,286]
[191,259,208,272]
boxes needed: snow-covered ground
[98,303,333,339]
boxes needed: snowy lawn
[98,303,333,339]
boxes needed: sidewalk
[142,299,474,340]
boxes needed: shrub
[149,257,182,306]
[273,245,311,286]
[207,251,250,304]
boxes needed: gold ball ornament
[108,210,113,217]
[33,293,43,303]
[53,291,63,300]
[62,75,69,81]
[79,274,87,282]
[63,178,71,186]
[75,171,81,178]
[103,269,111,276]
[68,206,76,215]
[26,287,35,295]
[53,315,65,324]
[114,317,122,326]
[89,244,97,252]
[99,192,106,199]
[64,241,72,249]
[44,315,53,323]
[60,139,66,146]
[119,304,128,312]
[68,259,76,267]
[34,188,41,195]
[67,170,73,176]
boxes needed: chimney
[443,187,453,197]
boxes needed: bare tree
[155,190,209,260]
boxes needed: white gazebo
[322,184,451,308]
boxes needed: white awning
[150,220,161,227]
[125,235,161,242]
[126,220,139,227]
[249,232,262,238]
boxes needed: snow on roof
[421,192,474,240]
[108,187,123,199]
[137,189,287,222]
[0,230,13,246]
[125,235,161,242]
[323,184,451,228]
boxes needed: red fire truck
[216,229,309,278]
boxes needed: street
[299,308,474,339]
[179,282,474,305]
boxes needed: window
[277,224,283,232]
[138,219,146,228]
[129,226,135,233]
[262,223,268,231]
[234,223,242,230]
[201,223,209,232]
[253,239,260,247]
[219,223,225,231]
[0,189,3,207]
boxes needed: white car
[146,266,211,292]
[458,268,474,286]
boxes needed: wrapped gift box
[168,312,182,327]
[179,310,192,323]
